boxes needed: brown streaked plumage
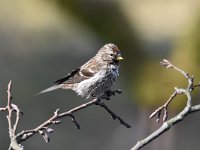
[37,43,123,99]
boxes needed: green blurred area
[0,0,200,150]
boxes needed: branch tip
[132,59,200,150]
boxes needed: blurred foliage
[1,0,200,149]
[133,16,200,109]
[0,0,199,109]
[46,0,200,110]
[51,0,147,78]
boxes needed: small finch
[38,43,123,99]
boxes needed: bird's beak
[116,56,124,60]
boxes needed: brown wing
[54,56,104,85]
[80,57,104,74]
[54,69,80,84]
[54,68,95,85]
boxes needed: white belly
[73,66,119,98]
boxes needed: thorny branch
[0,82,131,149]
[131,59,200,150]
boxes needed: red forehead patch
[107,43,119,52]
[112,45,119,52]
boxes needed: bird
[37,43,123,99]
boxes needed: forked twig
[149,91,177,122]
[131,59,200,150]
[149,59,194,122]
[0,81,24,150]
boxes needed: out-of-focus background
[0,0,200,149]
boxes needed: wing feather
[54,68,95,85]
[54,68,80,84]
[54,57,104,85]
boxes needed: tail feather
[35,84,63,96]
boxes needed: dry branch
[131,59,200,150]
[0,82,130,149]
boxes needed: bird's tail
[35,84,63,96]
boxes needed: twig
[131,104,200,150]
[150,59,193,121]
[16,91,131,143]
[131,59,200,150]
[95,100,131,128]
[1,82,130,149]
[0,81,24,150]
[16,99,99,143]
[149,91,177,122]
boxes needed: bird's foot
[100,89,122,100]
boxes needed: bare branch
[1,82,130,149]
[16,93,131,143]
[0,81,24,150]
[149,91,177,122]
[131,59,200,150]
[95,100,131,128]
[131,103,200,150]
[160,59,190,79]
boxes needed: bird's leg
[108,89,122,96]
[99,94,110,100]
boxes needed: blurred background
[0,0,200,149]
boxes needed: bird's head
[97,43,123,64]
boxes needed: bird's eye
[110,53,114,56]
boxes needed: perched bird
[38,43,123,99]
